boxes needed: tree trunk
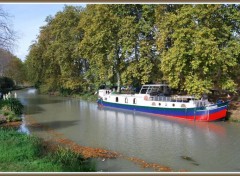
[116,70,121,93]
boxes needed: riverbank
[227,101,240,122]
[0,114,177,172]
[24,115,176,172]
[0,122,96,172]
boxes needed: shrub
[0,77,15,92]
[0,98,24,115]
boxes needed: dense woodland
[24,4,240,97]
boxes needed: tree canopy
[25,4,240,96]
[156,4,240,96]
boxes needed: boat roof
[142,84,169,87]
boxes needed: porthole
[172,103,175,107]
[152,102,156,106]
[104,98,107,101]
[159,103,161,106]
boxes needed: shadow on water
[26,97,64,105]
[28,120,79,131]
[20,96,65,115]
[24,105,45,115]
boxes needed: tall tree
[25,41,45,88]
[0,48,12,76]
[117,5,161,87]
[42,6,85,92]
[25,6,85,93]
[78,5,136,92]
[156,4,240,97]
[78,5,160,92]
[0,7,16,51]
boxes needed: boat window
[172,103,175,107]
[116,97,118,102]
[140,88,147,94]
[133,98,137,104]
[125,98,128,103]
[104,98,107,101]
[159,103,161,106]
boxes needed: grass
[0,128,96,172]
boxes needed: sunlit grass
[0,128,96,172]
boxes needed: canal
[17,88,240,172]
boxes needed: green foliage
[0,128,96,172]
[0,98,24,116]
[0,105,21,122]
[78,4,159,92]
[25,6,86,93]
[0,77,14,93]
[5,56,26,85]
[155,4,240,96]
[25,4,240,96]
[52,147,95,172]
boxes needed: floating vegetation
[181,155,196,162]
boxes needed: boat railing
[150,96,168,102]
[149,95,211,107]
[150,96,195,103]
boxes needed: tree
[25,6,85,93]
[118,5,161,87]
[78,5,160,92]
[0,7,16,51]
[25,40,46,88]
[78,5,135,92]
[45,6,85,92]
[156,4,240,97]
[0,48,12,76]
[5,56,25,85]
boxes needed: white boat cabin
[98,84,211,108]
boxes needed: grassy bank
[0,127,96,172]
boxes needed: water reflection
[17,88,240,172]
[18,115,30,134]
[27,88,37,94]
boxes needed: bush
[0,98,24,115]
[0,77,15,93]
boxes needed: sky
[1,3,86,61]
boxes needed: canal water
[17,88,240,172]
